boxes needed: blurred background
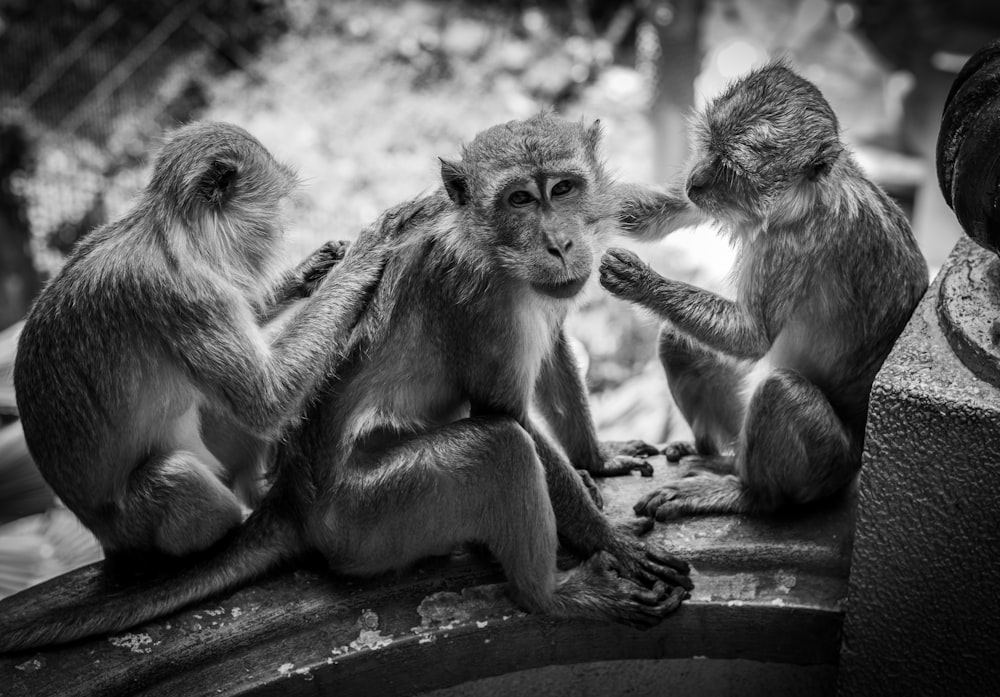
[0,0,995,597]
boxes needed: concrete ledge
[1,459,852,697]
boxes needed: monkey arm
[600,247,769,359]
[613,181,705,241]
[163,243,385,436]
[534,331,658,477]
[533,331,604,468]
[525,418,618,557]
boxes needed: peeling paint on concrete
[694,572,760,602]
[109,632,154,654]
[349,627,393,651]
[776,571,797,594]
[14,657,45,672]
[414,583,514,633]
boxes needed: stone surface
[838,237,1000,696]
[0,460,853,697]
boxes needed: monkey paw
[601,439,660,458]
[604,535,693,594]
[576,468,604,510]
[633,473,745,521]
[663,440,698,462]
[591,440,659,478]
[563,553,689,628]
[598,247,654,302]
[299,240,350,295]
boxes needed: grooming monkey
[599,62,929,519]
[0,114,690,652]
[14,121,386,559]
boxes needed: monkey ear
[805,144,842,181]
[585,119,603,157]
[440,158,469,206]
[198,160,238,207]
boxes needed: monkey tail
[0,498,304,654]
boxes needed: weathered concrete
[838,237,1000,696]
[0,460,852,697]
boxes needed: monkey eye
[508,190,535,207]
[551,180,575,197]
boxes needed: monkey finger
[654,501,682,522]
[664,441,697,462]
[576,469,604,510]
[625,584,688,627]
[601,439,660,458]
[639,561,694,591]
[618,517,654,538]
[600,455,653,477]
[629,580,669,606]
[644,547,691,576]
[602,246,643,268]
[633,488,676,517]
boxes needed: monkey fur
[599,62,929,519]
[0,114,691,652]
[14,122,386,560]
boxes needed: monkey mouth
[531,276,588,299]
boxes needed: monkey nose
[686,170,710,199]
[545,235,573,260]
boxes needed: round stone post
[838,41,1000,696]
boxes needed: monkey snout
[686,173,710,200]
[542,230,574,260]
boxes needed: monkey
[13,121,388,561]
[0,113,691,652]
[598,61,930,519]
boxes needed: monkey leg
[738,369,858,509]
[529,421,692,593]
[322,418,684,627]
[635,369,857,520]
[97,451,245,557]
[658,325,748,460]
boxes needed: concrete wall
[838,238,1000,696]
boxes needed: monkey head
[684,62,844,229]
[146,122,299,270]
[439,113,612,299]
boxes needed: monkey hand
[634,472,745,520]
[586,440,659,478]
[603,532,693,595]
[298,240,350,297]
[598,247,659,303]
[664,440,699,462]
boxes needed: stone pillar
[838,41,1000,696]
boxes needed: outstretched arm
[613,181,705,241]
[600,248,769,360]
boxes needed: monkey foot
[634,472,747,521]
[603,536,693,594]
[556,552,689,628]
[592,440,660,478]
[663,441,699,462]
